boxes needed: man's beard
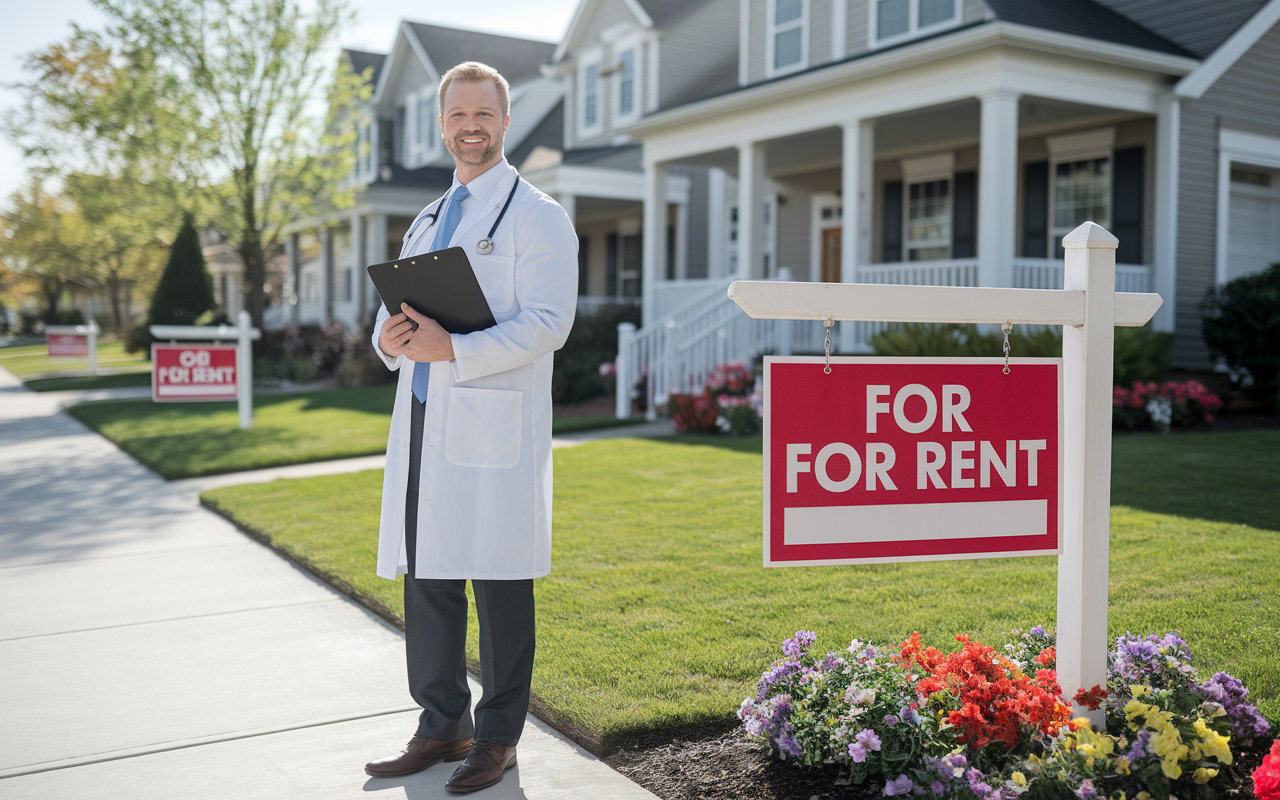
[447,131,502,167]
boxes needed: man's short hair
[438,62,511,117]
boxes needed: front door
[821,228,842,283]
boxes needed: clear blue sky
[0,0,578,202]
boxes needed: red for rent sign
[764,356,1062,567]
[47,334,89,357]
[151,344,238,402]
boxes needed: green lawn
[200,429,1280,753]
[68,385,651,479]
[0,339,151,382]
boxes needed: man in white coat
[362,62,577,794]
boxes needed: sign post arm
[1058,222,1117,729]
[237,310,254,431]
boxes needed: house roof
[983,0,1195,58]
[1094,0,1269,59]
[634,0,698,26]
[404,22,555,85]
[344,49,386,86]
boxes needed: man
[363,61,577,794]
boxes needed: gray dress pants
[403,394,535,746]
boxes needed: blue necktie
[412,185,471,402]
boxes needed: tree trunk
[42,278,61,323]
[108,275,124,334]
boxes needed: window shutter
[952,171,976,258]
[606,233,619,296]
[882,180,903,262]
[1021,161,1049,258]
[578,236,589,295]
[1112,147,1144,264]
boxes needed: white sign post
[151,310,261,430]
[728,221,1159,727]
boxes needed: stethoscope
[410,172,523,256]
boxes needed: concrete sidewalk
[0,368,657,799]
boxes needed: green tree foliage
[1201,263,1280,411]
[148,215,215,326]
[0,181,91,323]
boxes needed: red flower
[1255,739,1280,800]
[1035,647,1056,667]
[1072,684,1109,711]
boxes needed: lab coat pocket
[446,387,523,469]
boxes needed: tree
[0,181,92,323]
[147,214,216,327]
[1202,263,1280,412]
[91,0,367,328]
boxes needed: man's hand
[377,303,456,363]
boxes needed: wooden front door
[821,228,841,283]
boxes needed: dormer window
[403,88,438,168]
[871,0,959,47]
[767,0,808,78]
[579,49,603,138]
[613,35,641,126]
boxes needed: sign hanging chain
[823,318,834,375]
[1002,322,1013,375]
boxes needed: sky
[0,0,579,203]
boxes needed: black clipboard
[367,246,497,334]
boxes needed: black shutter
[606,233,619,297]
[1021,161,1049,258]
[882,180,903,263]
[578,235,589,295]
[952,171,976,259]
[1112,147,1144,264]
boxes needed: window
[579,53,602,137]
[616,48,636,121]
[767,0,808,77]
[906,179,951,261]
[1052,158,1111,257]
[872,0,959,46]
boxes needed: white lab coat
[370,160,577,580]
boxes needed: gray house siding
[1174,21,1280,368]
[811,0,833,66]
[658,0,740,110]
[676,167,713,278]
[747,0,768,84]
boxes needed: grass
[24,372,153,392]
[0,339,151,383]
[200,429,1280,752]
[550,414,648,435]
[68,386,654,479]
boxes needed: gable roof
[983,0,1195,57]
[634,0,696,26]
[343,49,386,86]
[1094,0,1269,59]
[1174,0,1280,97]
[405,22,555,86]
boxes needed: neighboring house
[270,23,562,331]
[604,0,1280,406]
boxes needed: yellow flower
[1117,756,1131,776]
[1011,772,1027,788]
[1130,684,1150,698]
[1135,793,1152,800]
[1191,718,1233,765]
[1193,767,1219,784]
[1160,756,1183,780]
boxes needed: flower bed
[668,362,763,435]
[739,627,1273,799]
[1113,381,1223,433]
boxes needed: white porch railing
[613,259,1154,419]
[1014,258,1151,293]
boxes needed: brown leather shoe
[444,741,518,794]
[364,735,473,778]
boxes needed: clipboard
[366,246,497,334]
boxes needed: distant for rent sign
[151,344,238,402]
[764,356,1062,567]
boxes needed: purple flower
[1074,779,1098,799]
[1197,671,1272,744]
[883,714,900,726]
[777,734,802,758]
[1030,625,1046,636]
[849,728,882,762]
[1126,729,1150,760]
[931,781,947,795]
[883,775,916,796]
[782,629,817,658]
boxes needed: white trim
[612,33,643,126]
[524,163,691,204]
[766,0,810,78]
[810,192,842,282]
[620,0,655,28]
[578,47,604,139]
[371,24,439,106]
[831,0,848,61]
[708,168,728,278]
[1176,0,1280,99]
[1045,126,1115,161]
[645,37,661,113]
[1216,127,1280,285]
[739,0,751,86]
[901,152,954,182]
[869,0,962,51]
[624,21,1198,138]
[554,0,653,64]
[1152,93,1178,332]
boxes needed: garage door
[1227,167,1280,283]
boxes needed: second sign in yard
[764,356,1062,567]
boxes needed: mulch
[606,728,1271,800]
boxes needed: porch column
[707,168,728,278]
[322,226,335,322]
[369,213,389,313]
[675,200,689,280]
[286,232,301,325]
[1152,92,1179,333]
[737,141,765,280]
[641,161,668,327]
[978,90,1020,288]
[352,213,367,322]
[556,193,576,226]
[840,120,874,351]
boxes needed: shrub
[1113,381,1222,432]
[1114,324,1172,386]
[553,303,642,405]
[668,362,762,435]
[147,215,216,327]
[742,627,1269,800]
[255,321,347,383]
[1201,263,1280,412]
[337,310,397,387]
[870,323,1062,359]
[667,391,719,433]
